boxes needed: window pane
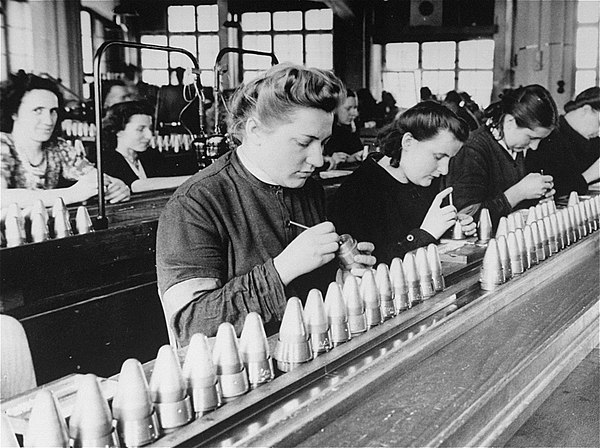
[273,11,302,31]
[142,69,170,86]
[80,11,93,74]
[458,70,494,108]
[386,43,419,70]
[575,70,598,95]
[199,70,214,87]
[168,5,195,33]
[305,34,333,69]
[421,71,455,98]
[141,35,168,68]
[242,35,272,69]
[305,9,333,30]
[422,41,456,69]
[576,27,599,68]
[243,70,266,84]
[169,35,197,68]
[458,40,494,69]
[196,5,219,32]
[197,35,220,69]
[241,12,271,31]
[382,71,419,109]
[577,0,600,24]
[273,34,303,64]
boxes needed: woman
[323,89,364,169]
[330,101,475,264]
[102,101,191,192]
[447,84,558,226]
[526,87,600,196]
[0,72,130,208]
[156,64,375,345]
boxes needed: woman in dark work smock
[156,64,375,346]
[526,87,600,196]
[330,101,475,264]
[446,84,559,227]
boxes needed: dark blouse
[156,150,335,344]
[447,126,533,227]
[102,148,166,187]
[329,155,438,265]
[526,115,596,196]
[324,123,363,157]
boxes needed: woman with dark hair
[102,101,191,192]
[330,101,474,264]
[447,84,558,226]
[323,89,364,169]
[526,87,600,196]
[156,64,375,345]
[1,71,130,208]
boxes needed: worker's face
[579,105,600,139]
[12,89,59,143]
[117,114,153,152]
[246,107,333,188]
[400,130,463,187]
[336,96,358,125]
[502,115,552,151]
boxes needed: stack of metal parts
[1,199,94,248]
[8,242,450,447]
[150,133,196,153]
[479,194,599,291]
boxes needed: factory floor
[505,346,600,447]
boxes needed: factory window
[140,5,218,87]
[80,10,94,98]
[240,8,333,82]
[575,0,600,94]
[383,39,495,110]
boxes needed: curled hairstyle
[102,100,154,151]
[377,101,470,168]
[228,63,345,144]
[0,71,64,133]
[564,87,600,113]
[484,84,558,138]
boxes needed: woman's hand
[349,241,376,277]
[457,213,477,236]
[326,152,348,170]
[66,171,99,204]
[274,221,340,285]
[346,150,364,164]
[104,175,131,203]
[506,173,555,205]
[420,187,457,239]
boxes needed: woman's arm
[1,171,99,208]
[582,158,600,184]
[130,175,191,193]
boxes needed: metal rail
[92,41,200,229]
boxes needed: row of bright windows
[382,40,495,109]
[141,7,333,87]
[167,5,333,33]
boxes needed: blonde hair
[228,63,345,143]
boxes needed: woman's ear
[401,132,415,151]
[244,117,264,147]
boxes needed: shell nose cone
[477,208,492,243]
[25,389,70,448]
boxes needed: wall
[511,0,577,111]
